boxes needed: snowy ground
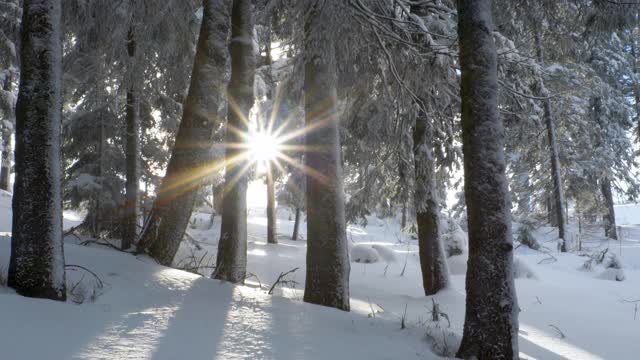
[1,186,640,359]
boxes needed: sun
[248,131,280,166]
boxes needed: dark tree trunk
[0,72,12,192]
[0,132,11,192]
[601,176,617,240]
[267,164,277,244]
[292,207,300,240]
[8,0,66,301]
[213,0,255,283]
[534,24,566,251]
[136,0,229,265]
[400,204,407,229]
[122,24,139,250]
[548,192,558,227]
[412,116,449,295]
[456,1,519,358]
[302,0,350,312]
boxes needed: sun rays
[153,85,337,203]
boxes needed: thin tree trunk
[292,207,300,240]
[265,26,276,245]
[632,42,640,141]
[267,163,277,244]
[0,130,12,192]
[601,176,617,240]
[400,204,407,229]
[534,24,566,252]
[137,0,230,265]
[8,0,66,301]
[213,0,255,283]
[302,0,350,312]
[409,0,449,296]
[122,23,139,250]
[456,1,519,358]
[412,116,449,295]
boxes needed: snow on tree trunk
[8,0,66,301]
[0,129,11,191]
[302,0,350,312]
[137,0,230,265]
[534,25,567,251]
[412,115,449,295]
[213,0,254,284]
[292,207,300,240]
[601,176,617,240]
[122,23,139,251]
[456,0,519,358]
[267,164,277,244]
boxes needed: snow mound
[447,254,468,275]
[350,244,398,264]
[597,268,626,281]
[351,244,380,263]
[371,244,397,262]
[447,254,536,280]
[513,257,537,280]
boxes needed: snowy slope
[2,186,640,359]
[0,189,83,233]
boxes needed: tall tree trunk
[302,0,350,312]
[8,0,66,301]
[534,24,567,252]
[400,204,407,229]
[0,132,12,192]
[264,27,276,245]
[122,24,139,250]
[632,42,640,141]
[412,116,449,295]
[137,0,229,265]
[456,1,519,358]
[267,163,277,244]
[601,176,617,240]
[292,207,300,240]
[409,0,449,296]
[213,0,255,283]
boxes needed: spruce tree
[8,0,67,301]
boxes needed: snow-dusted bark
[601,176,617,240]
[213,0,254,283]
[0,132,11,191]
[122,24,139,251]
[412,116,449,295]
[534,25,567,251]
[456,0,519,358]
[291,207,300,240]
[137,0,229,265]
[8,0,66,301]
[266,165,277,244]
[302,0,350,312]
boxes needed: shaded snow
[2,188,640,359]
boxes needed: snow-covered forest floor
[1,187,640,359]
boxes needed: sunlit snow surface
[1,190,640,359]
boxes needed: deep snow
[1,186,640,359]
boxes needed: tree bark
[213,0,255,283]
[136,0,229,265]
[601,176,617,240]
[302,0,350,312]
[292,207,300,240]
[412,115,449,295]
[267,163,277,244]
[456,1,519,358]
[0,129,12,191]
[122,23,139,251]
[8,0,67,301]
[534,23,567,252]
